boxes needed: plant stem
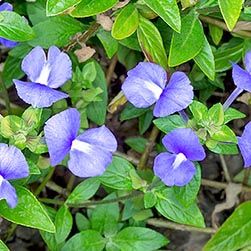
[0,72,11,113]
[106,55,118,86]
[219,154,231,182]
[138,126,159,170]
[147,219,216,234]
[199,15,251,37]
[114,151,139,165]
[34,168,54,196]
[39,198,64,205]
[223,87,243,111]
[64,22,100,52]
[66,175,75,193]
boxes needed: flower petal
[0,178,17,208]
[244,51,251,74]
[0,144,29,180]
[0,38,18,48]
[21,46,46,82]
[76,125,117,152]
[122,62,166,108]
[0,3,13,11]
[154,72,193,117]
[44,108,80,166]
[68,146,112,177]
[162,128,206,161]
[14,80,68,108]
[232,63,251,92]
[47,46,72,88]
[238,122,251,167]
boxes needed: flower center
[0,174,3,186]
[35,63,51,86]
[172,153,187,169]
[71,139,92,153]
[145,80,163,100]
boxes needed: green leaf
[155,188,205,227]
[120,103,148,121]
[211,125,237,143]
[90,194,120,235]
[143,0,181,32]
[194,35,215,80]
[75,213,90,231]
[0,240,9,251]
[0,11,35,41]
[208,103,224,126]
[144,191,157,209]
[153,115,186,133]
[22,107,43,131]
[29,16,84,48]
[111,227,168,251]
[218,0,243,31]
[169,11,204,67]
[189,100,208,122]
[119,33,141,51]
[55,205,73,244]
[125,137,148,154]
[137,15,168,69]
[203,201,251,251]
[66,178,100,205]
[0,186,55,233]
[87,61,108,125]
[139,110,153,135]
[99,156,134,190]
[172,164,201,206]
[27,0,47,25]
[71,0,118,17]
[46,0,82,16]
[209,24,223,45]
[0,115,25,138]
[112,4,139,40]
[206,140,238,155]
[224,108,246,124]
[2,56,24,88]
[62,230,106,251]
[215,38,243,72]
[82,62,97,82]
[97,30,118,59]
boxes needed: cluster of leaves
[0,0,251,250]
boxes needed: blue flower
[0,144,29,208]
[153,128,205,186]
[44,108,118,177]
[122,62,193,117]
[14,46,72,108]
[0,3,18,48]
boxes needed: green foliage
[0,186,55,233]
[0,240,9,251]
[204,202,251,251]
[46,0,82,16]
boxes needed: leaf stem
[147,218,216,234]
[34,168,54,196]
[219,154,231,182]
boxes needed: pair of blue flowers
[1,30,251,208]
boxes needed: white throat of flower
[145,80,163,100]
[35,63,51,86]
[172,153,187,169]
[0,175,3,186]
[71,139,92,153]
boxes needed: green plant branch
[219,155,231,183]
[34,168,54,196]
[138,126,159,170]
[199,15,251,37]
[147,218,216,234]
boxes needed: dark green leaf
[71,0,118,17]
[137,15,168,68]
[75,213,90,231]
[112,4,139,40]
[139,110,153,134]
[62,230,106,251]
[153,115,186,133]
[209,24,223,45]
[143,0,181,32]
[27,0,47,25]
[120,103,148,121]
[0,186,55,233]
[0,11,35,41]
[66,178,100,205]
[111,227,168,251]
[203,201,251,251]
[46,0,82,16]
[169,11,204,66]
[125,137,147,154]
[99,156,134,190]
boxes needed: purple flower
[44,108,117,177]
[0,3,18,48]
[238,122,251,168]
[13,46,71,108]
[223,51,251,110]
[121,62,193,117]
[0,144,29,208]
[153,128,206,186]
